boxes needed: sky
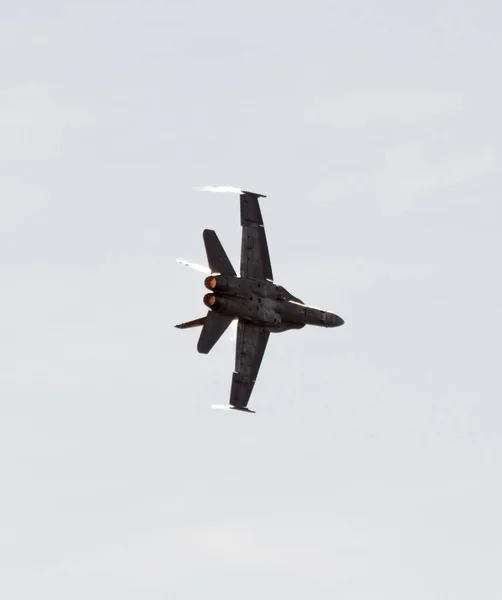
[1,1,501,598]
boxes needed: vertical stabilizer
[197,311,234,354]
[203,230,236,276]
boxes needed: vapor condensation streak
[193,185,242,194]
[176,259,211,274]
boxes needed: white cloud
[331,258,431,288]
[281,256,431,294]
[305,90,462,128]
[0,83,96,229]
[0,176,47,229]
[306,142,496,217]
[183,518,368,579]
[0,83,95,161]
[0,22,22,49]
[51,517,368,585]
[377,143,496,215]
[308,177,362,203]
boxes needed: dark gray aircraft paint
[175,190,344,413]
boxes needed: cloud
[0,83,96,228]
[51,517,368,586]
[377,143,496,215]
[0,176,47,229]
[331,258,431,288]
[308,177,361,203]
[281,256,431,293]
[306,143,496,217]
[0,82,95,161]
[305,90,462,128]
[0,22,23,49]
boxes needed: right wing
[239,191,273,281]
[228,320,270,412]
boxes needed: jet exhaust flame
[193,185,242,194]
[176,259,237,341]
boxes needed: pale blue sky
[1,1,501,598]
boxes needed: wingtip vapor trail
[176,259,211,275]
[193,185,242,194]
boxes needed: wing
[229,320,270,412]
[240,191,273,281]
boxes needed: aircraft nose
[330,313,344,327]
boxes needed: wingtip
[241,190,266,198]
[230,405,256,414]
[211,405,256,414]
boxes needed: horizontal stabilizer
[197,310,234,354]
[175,317,206,329]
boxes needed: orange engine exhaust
[204,276,217,290]
[203,293,217,308]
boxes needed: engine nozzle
[204,276,217,290]
[203,293,216,308]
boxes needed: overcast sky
[1,1,501,598]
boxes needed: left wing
[228,320,270,413]
[240,191,273,281]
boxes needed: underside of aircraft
[176,189,344,413]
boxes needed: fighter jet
[176,190,344,413]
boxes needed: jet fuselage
[176,189,345,412]
[203,274,344,331]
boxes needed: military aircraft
[176,189,344,413]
